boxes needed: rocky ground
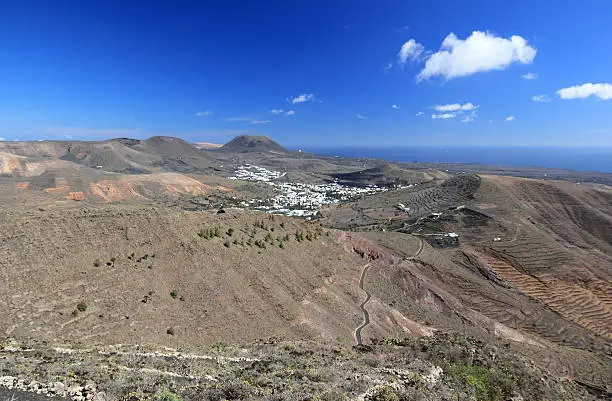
[0,334,600,401]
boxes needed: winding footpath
[411,237,424,259]
[353,236,424,345]
[354,263,372,345]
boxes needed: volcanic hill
[218,135,288,154]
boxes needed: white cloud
[557,83,612,100]
[416,111,425,116]
[417,31,536,80]
[0,137,5,141]
[397,25,410,33]
[521,72,538,80]
[391,104,399,109]
[433,102,478,112]
[461,111,478,123]
[429,102,479,120]
[432,113,456,119]
[398,39,425,64]
[505,116,515,121]
[384,62,393,73]
[269,109,284,114]
[356,114,367,120]
[227,117,271,125]
[285,110,295,116]
[289,93,316,104]
[195,110,213,116]
[532,94,551,103]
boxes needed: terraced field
[477,251,612,339]
[321,174,482,230]
[392,174,481,218]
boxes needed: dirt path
[411,237,424,259]
[353,236,422,345]
[354,263,372,345]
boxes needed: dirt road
[354,263,372,345]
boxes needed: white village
[229,164,390,217]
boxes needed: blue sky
[0,1,611,147]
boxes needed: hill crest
[220,135,287,153]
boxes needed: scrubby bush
[198,227,221,239]
[76,302,87,312]
[371,385,411,401]
[154,389,182,401]
[446,364,517,401]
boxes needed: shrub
[76,302,87,312]
[227,228,234,236]
[371,385,410,401]
[154,389,182,401]
[212,340,229,351]
[224,241,230,248]
[93,259,101,267]
[166,327,175,336]
[170,290,178,299]
[447,364,515,401]
[198,227,221,239]
[318,390,348,401]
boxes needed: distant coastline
[298,146,612,174]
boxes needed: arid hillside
[0,206,373,346]
[0,137,611,399]
[318,174,612,389]
[0,136,215,174]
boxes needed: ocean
[298,146,612,174]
